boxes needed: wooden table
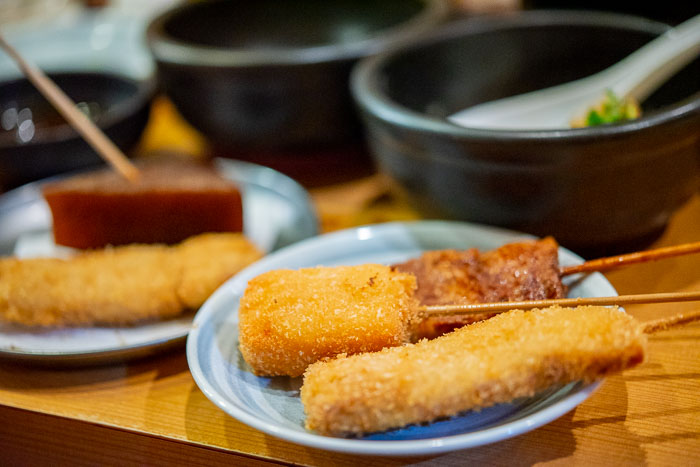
[1,100,698,466]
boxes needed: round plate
[0,158,318,365]
[187,220,617,455]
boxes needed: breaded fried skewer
[238,264,418,378]
[238,262,700,377]
[0,233,262,327]
[301,305,648,437]
[394,237,566,338]
[398,238,700,339]
[301,306,700,437]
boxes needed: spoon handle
[606,13,700,102]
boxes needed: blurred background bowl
[0,2,166,191]
[0,72,154,191]
[145,0,450,151]
[351,10,700,257]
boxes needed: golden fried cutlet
[394,237,566,338]
[301,305,646,436]
[176,233,263,308]
[238,264,418,377]
[0,233,262,327]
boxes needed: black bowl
[145,0,449,150]
[351,10,700,256]
[0,72,154,191]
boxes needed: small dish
[0,158,318,365]
[187,220,617,455]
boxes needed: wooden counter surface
[0,99,698,466]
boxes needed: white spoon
[449,13,700,130]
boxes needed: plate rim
[0,158,319,365]
[187,220,614,455]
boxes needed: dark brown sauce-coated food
[394,237,566,339]
[42,161,243,249]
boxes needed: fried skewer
[301,306,700,437]
[301,305,648,436]
[394,237,566,339]
[399,238,700,338]
[237,264,700,377]
[240,238,700,376]
[0,233,262,327]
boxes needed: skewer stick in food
[237,263,700,377]
[0,33,140,182]
[301,306,700,437]
[559,241,700,276]
[422,290,700,316]
[397,238,700,338]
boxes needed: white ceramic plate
[0,159,318,365]
[187,221,617,455]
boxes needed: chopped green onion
[583,89,641,127]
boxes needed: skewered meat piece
[394,237,566,339]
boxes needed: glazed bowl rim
[145,0,451,67]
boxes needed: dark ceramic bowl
[351,10,700,256]
[0,72,154,191]
[145,0,450,150]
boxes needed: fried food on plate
[238,264,418,377]
[0,233,262,327]
[176,233,262,308]
[301,305,646,436]
[238,239,564,377]
[394,237,566,338]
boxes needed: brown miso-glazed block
[43,161,243,249]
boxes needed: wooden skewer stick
[0,32,140,182]
[560,241,700,276]
[642,309,700,334]
[421,290,700,317]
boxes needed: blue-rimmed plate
[0,158,318,365]
[187,221,616,455]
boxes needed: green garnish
[584,90,641,127]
